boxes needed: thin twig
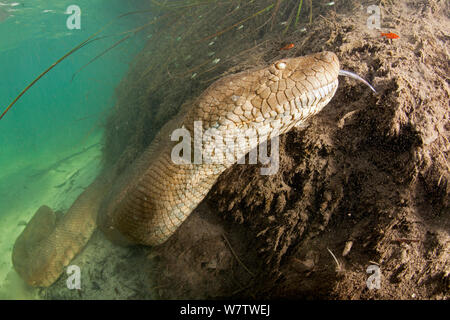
[222,234,255,277]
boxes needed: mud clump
[103,0,449,299]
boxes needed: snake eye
[275,62,286,70]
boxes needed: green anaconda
[12,52,375,287]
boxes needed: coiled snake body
[13,52,368,287]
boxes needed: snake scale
[12,52,374,287]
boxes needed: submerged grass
[199,2,275,42]
[295,0,304,26]
[1,0,316,121]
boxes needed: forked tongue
[339,70,377,93]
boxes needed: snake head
[188,51,341,136]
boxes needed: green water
[0,0,150,298]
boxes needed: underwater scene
[0,0,448,302]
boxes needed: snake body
[13,52,341,287]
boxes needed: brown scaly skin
[12,52,340,287]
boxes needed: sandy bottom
[0,132,103,299]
